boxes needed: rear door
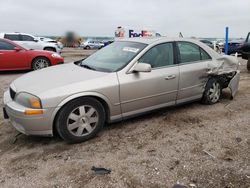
[176,41,212,104]
[0,41,28,70]
[118,42,179,117]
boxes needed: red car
[0,38,64,71]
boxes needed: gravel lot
[0,48,249,188]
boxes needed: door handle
[165,75,176,80]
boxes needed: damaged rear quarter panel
[207,55,240,98]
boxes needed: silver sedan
[3,37,240,143]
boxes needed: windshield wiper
[80,64,96,71]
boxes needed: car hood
[12,63,109,95]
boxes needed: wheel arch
[52,93,112,136]
[43,47,56,52]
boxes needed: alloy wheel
[209,82,221,103]
[34,59,49,70]
[67,105,99,137]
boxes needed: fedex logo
[129,30,152,38]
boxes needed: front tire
[56,97,105,143]
[202,78,221,105]
[247,57,250,71]
[32,57,50,70]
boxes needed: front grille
[9,87,16,100]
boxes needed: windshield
[79,41,147,72]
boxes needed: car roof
[117,37,222,59]
[0,32,34,36]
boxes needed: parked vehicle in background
[0,38,64,71]
[38,37,64,49]
[199,39,221,53]
[80,40,104,49]
[240,32,250,71]
[103,40,114,47]
[222,40,244,55]
[0,33,61,53]
[3,37,240,143]
[216,39,225,49]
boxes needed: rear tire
[247,57,250,71]
[202,78,221,105]
[56,97,105,144]
[85,46,90,50]
[32,57,50,70]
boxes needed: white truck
[0,32,61,54]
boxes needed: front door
[117,42,179,117]
[0,41,28,70]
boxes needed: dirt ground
[0,48,249,188]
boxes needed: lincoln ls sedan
[3,37,240,143]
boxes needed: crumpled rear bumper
[228,70,240,99]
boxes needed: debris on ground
[203,150,216,159]
[11,133,22,144]
[235,137,242,143]
[91,166,111,175]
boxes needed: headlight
[15,92,42,109]
[51,53,61,58]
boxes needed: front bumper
[3,90,57,136]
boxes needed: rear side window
[21,35,34,41]
[4,34,21,41]
[139,43,174,68]
[200,48,211,60]
[0,41,15,50]
[177,42,211,63]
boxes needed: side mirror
[14,47,22,52]
[34,39,39,42]
[133,63,151,73]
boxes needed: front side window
[138,43,174,68]
[4,34,21,41]
[21,35,35,41]
[177,42,211,63]
[0,41,15,50]
[80,41,147,72]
